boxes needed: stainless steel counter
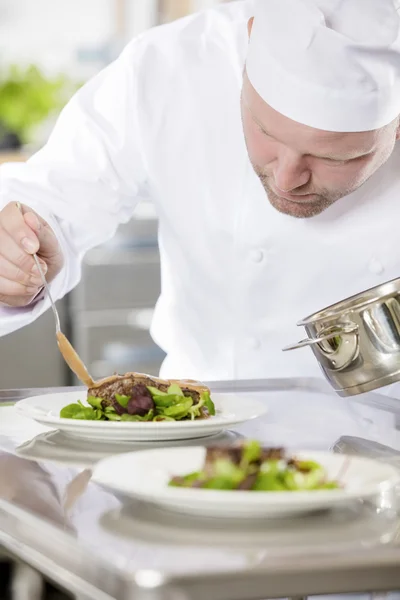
[1,378,400,600]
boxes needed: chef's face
[241,71,400,219]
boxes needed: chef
[0,0,399,388]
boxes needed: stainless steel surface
[2,378,400,599]
[284,277,400,397]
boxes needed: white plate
[92,447,400,518]
[15,391,267,442]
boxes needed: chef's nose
[273,150,310,193]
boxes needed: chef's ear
[247,17,254,38]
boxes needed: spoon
[16,202,95,387]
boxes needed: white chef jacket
[1,0,400,385]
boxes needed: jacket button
[250,249,264,263]
[368,258,384,275]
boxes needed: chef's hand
[0,202,64,307]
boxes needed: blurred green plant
[0,64,80,144]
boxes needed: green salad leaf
[157,398,193,419]
[147,386,167,397]
[201,391,216,416]
[242,439,261,465]
[87,396,103,410]
[167,383,184,396]
[106,413,122,421]
[115,394,130,408]
[120,409,155,422]
[60,402,97,420]
[253,472,287,491]
[152,394,184,408]
[60,384,216,423]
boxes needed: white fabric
[0,1,399,393]
[246,0,400,131]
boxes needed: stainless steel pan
[283,278,400,396]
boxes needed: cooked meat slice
[204,444,285,471]
[87,373,167,406]
[88,372,210,407]
[126,387,155,416]
[260,448,285,461]
[169,379,209,391]
[205,446,244,469]
[180,387,201,403]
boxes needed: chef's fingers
[0,254,45,288]
[0,201,57,272]
[24,210,61,263]
[19,205,60,260]
[0,203,63,299]
[0,202,40,256]
[22,208,48,231]
[0,290,41,308]
[0,275,39,307]
[0,226,38,276]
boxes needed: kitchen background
[0,0,229,388]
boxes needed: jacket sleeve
[0,40,150,336]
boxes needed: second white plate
[92,447,400,518]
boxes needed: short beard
[255,169,347,219]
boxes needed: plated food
[169,440,340,491]
[16,388,267,442]
[92,442,399,517]
[60,372,215,422]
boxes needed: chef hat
[246,0,400,132]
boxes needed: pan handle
[282,324,358,352]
